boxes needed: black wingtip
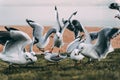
[4,26,9,31]
[55,6,57,11]
[73,11,77,15]
[4,26,19,31]
[26,19,34,23]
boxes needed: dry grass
[0,49,119,80]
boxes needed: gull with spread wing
[50,6,77,52]
[78,27,120,61]
[0,27,37,68]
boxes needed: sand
[0,26,120,53]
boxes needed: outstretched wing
[80,24,92,44]
[26,19,44,43]
[94,28,119,56]
[61,11,77,33]
[55,6,62,32]
[44,28,56,42]
[3,30,32,55]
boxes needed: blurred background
[0,0,120,27]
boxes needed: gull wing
[26,19,44,41]
[80,24,92,44]
[50,55,63,62]
[55,6,62,32]
[67,38,82,53]
[44,28,56,42]
[3,30,32,55]
[94,28,119,56]
[0,31,11,45]
[61,11,77,34]
[89,32,98,40]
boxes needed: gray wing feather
[26,19,43,39]
[89,32,98,40]
[4,31,31,54]
[44,28,56,42]
[51,56,63,61]
[94,28,118,56]
[55,6,62,32]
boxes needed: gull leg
[38,48,45,52]
[74,60,78,66]
[78,60,82,65]
[49,47,54,53]
[8,63,15,73]
[59,47,63,53]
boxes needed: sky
[0,0,120,27]
[0,0,116,6]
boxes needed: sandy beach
[0,26,120,53]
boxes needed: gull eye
[81,47,84,50]
[75,53,77,55]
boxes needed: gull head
[56,32,62,39]
[26,52,37,62]
[78,43,88,53]
[26,19,34,23]
[71,49,80,56]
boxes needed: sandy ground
[0,26,120,53]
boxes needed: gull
[78,27,120,61]
[50,6,77,52]
[43,50,67,63]
[26,19,56,52]
[70,49,84,66]
[0,27,37,68]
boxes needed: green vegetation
[0,49,120,80]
